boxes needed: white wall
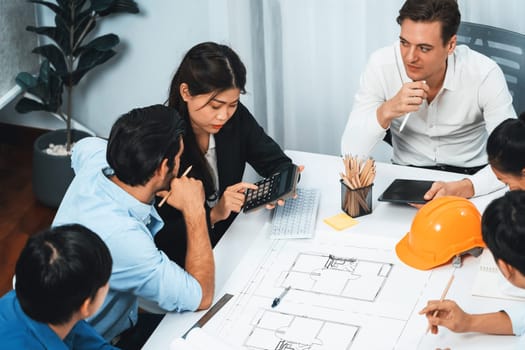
[0,1,253,136]
[2,0,525,157]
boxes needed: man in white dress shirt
[341,0,516,199]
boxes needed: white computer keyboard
[270,188,320,239]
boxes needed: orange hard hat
[395,196,485,270]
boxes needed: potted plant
[15,0,139,207]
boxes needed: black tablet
[377,179,434,204]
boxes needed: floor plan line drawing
[281,252,393,302]
[244,309,359,350]
[204,236,435,349]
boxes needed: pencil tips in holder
[340,179,373,218]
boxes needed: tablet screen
[378,179,434,204]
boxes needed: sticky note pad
[323,213,359,231]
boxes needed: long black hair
[167,42,247,199]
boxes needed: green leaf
[72,11,96,48]
[71,49,116,84]
[15,72,38,90]
[39,59,50,84]
[16,61,64,113]
[19,0,139,124]
[112,0,140,13]
[26,26,69,53]
[53,14,73,54]
[15,97,47,114]
[26,25,56,37]
[90,0,113,12]
[29,63,52,103]
[74,9,92,29]
[82,34,119,51]
[33,45,68,75]
[96,0,139,16]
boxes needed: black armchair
[457,21,525,114]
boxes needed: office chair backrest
[457,21,525,115]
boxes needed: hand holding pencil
[419,274,461,334]
[158,165,193,207]
[398,80,427,132]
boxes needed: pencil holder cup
[340,180,373,218]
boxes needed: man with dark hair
[0,224,116,349]
[420,190,525,335]
[341,0,515,199]
[53,105,214,345]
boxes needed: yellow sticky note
[323,213,359,231]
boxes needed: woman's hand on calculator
[211,182,258,224]
[264,165,305,210]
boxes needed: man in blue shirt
[0,224,116,349]
[53,105,214,344]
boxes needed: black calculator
[243,164,300,213]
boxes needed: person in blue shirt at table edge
[341,0,515,201]
[155,42,302,266]
[0,224,117,349]
[420,190,525,336]
[53,105,214,346]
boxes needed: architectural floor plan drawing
[244,309,358,350]
[203,234,434,349]
[283,253,393,302]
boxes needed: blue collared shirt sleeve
[71,137,108,174]
[105,220,202,312]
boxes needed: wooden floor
[0,123,56,296]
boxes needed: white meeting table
[143,150,523,350]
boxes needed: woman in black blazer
[155,42,296,266]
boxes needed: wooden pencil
[426,273,455,334]
[158,165,193,207]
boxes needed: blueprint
[283,252,392,302]
[203,231,434,349]
[245,309,358,350]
